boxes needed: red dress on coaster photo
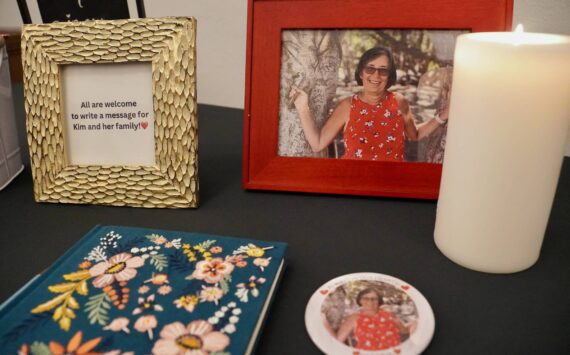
[354,309,402,350]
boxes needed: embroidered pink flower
[209,246,223,254]
[225,254,247,264]
[199,286,223,305]
[253,257,271,271]
[152,320,229,355]
[158,285,172,295]
[145,273,169,285]
[135,315,158,340]
[138,285,150,294]
[18,344,28,355]
[104,317,130,333]
[153,236,168,245]
[89,253,144,288]
[192,258,234,284]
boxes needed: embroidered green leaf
[86,246,107,263]
[31,292,69,314]
[219,274,232,294]
[48,282,76,293]
[146,233,162,242]
[233,244,253,255]
[85,293,110,326]
[63,269,91,281]
[150,253,168,271]
[197,240,217,249]
[219,280,230,294]
[29,341,51,355]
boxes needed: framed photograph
[243,0,513,198]
[22,17,199,208]
[17,0,146,24]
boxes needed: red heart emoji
[394,349,401,354]
[401,285,410,291]
[141,121,148,129]
[319,289,328,295]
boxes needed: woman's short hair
[356,288,383,307]
[355,47,397,88]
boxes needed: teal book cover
[0,225,287,355]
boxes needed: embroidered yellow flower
[182,244,197,262]
[246,247,265,258]
[193,246,206,253]
[174,295,199,313]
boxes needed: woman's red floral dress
[354,309,401,350]
[342,93,405,161]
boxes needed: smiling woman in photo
[290,46,449,161]
[335,288,413,351]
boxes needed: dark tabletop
[1,84,569,354]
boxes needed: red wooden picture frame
[243,0,513,199]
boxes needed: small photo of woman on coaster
[320,280,418,352]
[278,29,463,163]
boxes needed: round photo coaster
[305,273,435,355]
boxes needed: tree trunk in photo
[425,66,453,163]
[278,30,342,157]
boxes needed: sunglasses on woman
[363,66,390,77]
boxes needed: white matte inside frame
[23,0,140,23]
[62,63,156,166]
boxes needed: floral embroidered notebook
[0,225,287,355]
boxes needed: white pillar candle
[434,28,570,273]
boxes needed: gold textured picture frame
[22,17,198,208]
